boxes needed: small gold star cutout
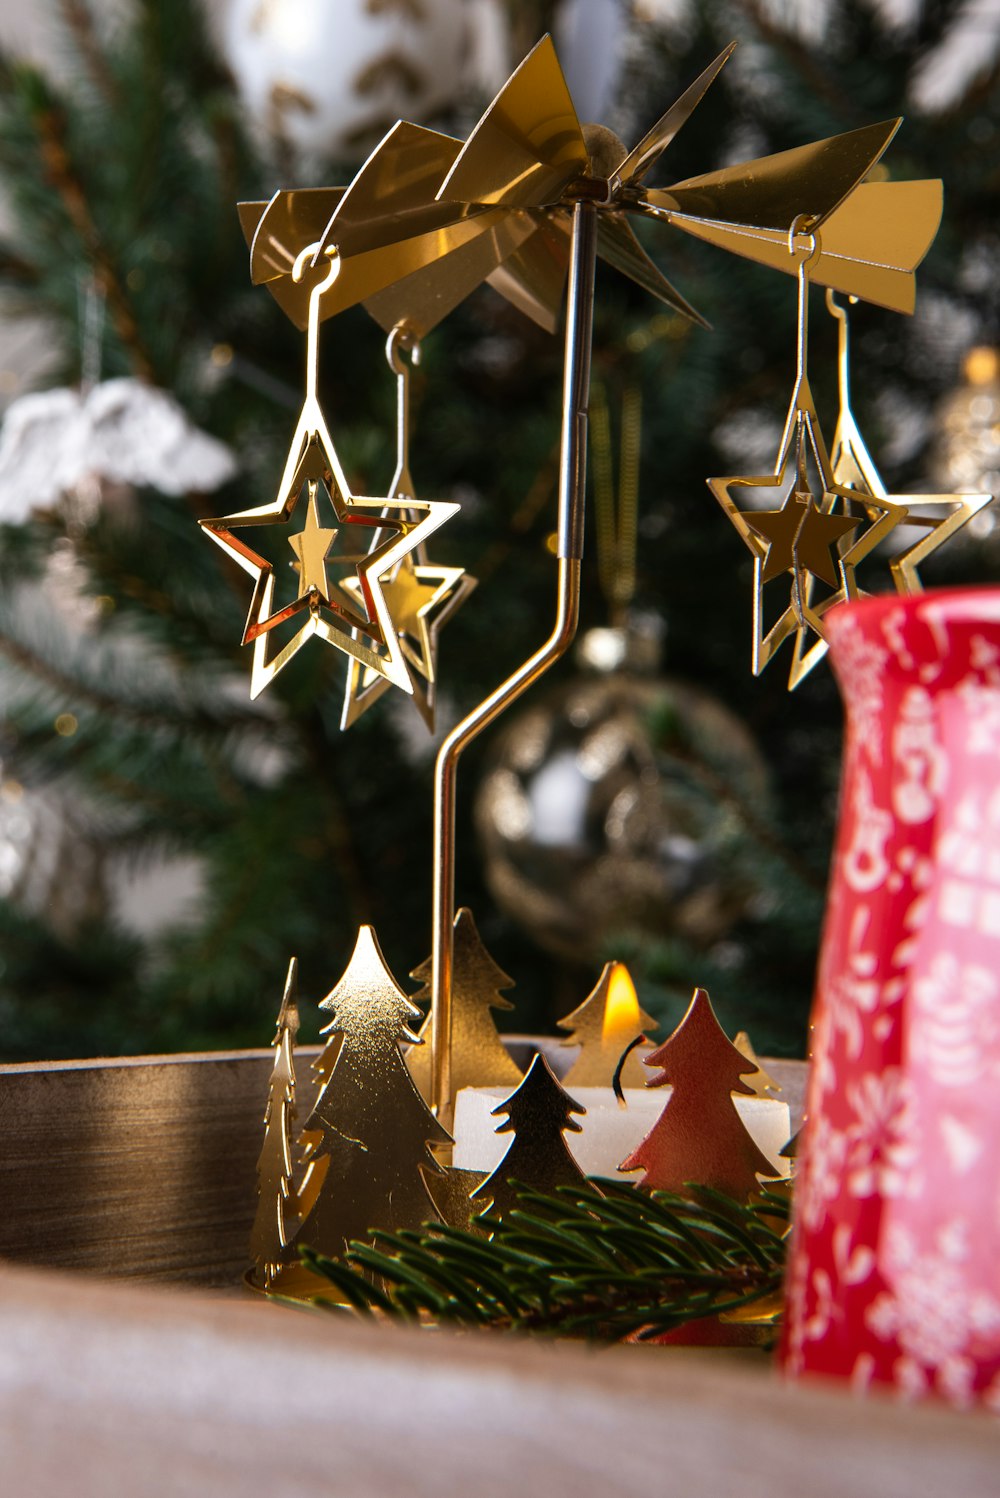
[339,563,476,730]
[749,489,857,588]
[288,486,337,601]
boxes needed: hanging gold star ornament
[339,326,476,730]
[200,245,459,698]
[825,290,992,595]
[709,220,913,687]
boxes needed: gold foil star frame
[200,246,459,698]
[708,223,907,686]
[825,289,991,596]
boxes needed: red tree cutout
[471,1053,589,1222]
[620,988,775,1202]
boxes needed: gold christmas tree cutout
[249,957,300,1290]
[620,988,776,1203]
[471,1053,591,1225]
[295,925,451,1260]
[406,907,523,1109]
[420,1165,490,1235]
[733,1030,782,1099]
[295,990,345,1223]
[557,960,657,1089]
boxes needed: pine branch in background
[300,1179,789,1341]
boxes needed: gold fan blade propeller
[646,119,902,231]
[652,178,943,314]
[244,187,345,286]
[240,34,941,336]
[437,34,589,210]
[607,40,738,185]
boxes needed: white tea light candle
[453,1084,791,1181]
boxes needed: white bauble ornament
[224,0,502,165]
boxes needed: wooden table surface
[5,1047,996,1495]
[1,1259,998,1498]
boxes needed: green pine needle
[298,1180,789,1342]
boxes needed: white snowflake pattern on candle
[824,907,894,1060]
[934,786,1000,940]
[800,1225,877,1345]
[797,1113,849,1233]
[865,1221,1000,1408]
[956,676,1000,754]
[881,604,915,672]
[843,770,893,894]
[844,1068,919,1199]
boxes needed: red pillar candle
[782,588,1000,1409]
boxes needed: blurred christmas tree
[0,0,995,1061]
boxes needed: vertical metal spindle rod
[430,201,599,1117]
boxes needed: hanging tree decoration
[0,377,237,523]
[620,988,777,1204]
[470,1053,591,1225]
[406,906,523,1110]
[295,925,451,1260]
[249,957,301,1290]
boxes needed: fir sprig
[299,1179,789,1342]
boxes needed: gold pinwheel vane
[240,35,941,342]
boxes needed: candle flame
[602,962,641,1047]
